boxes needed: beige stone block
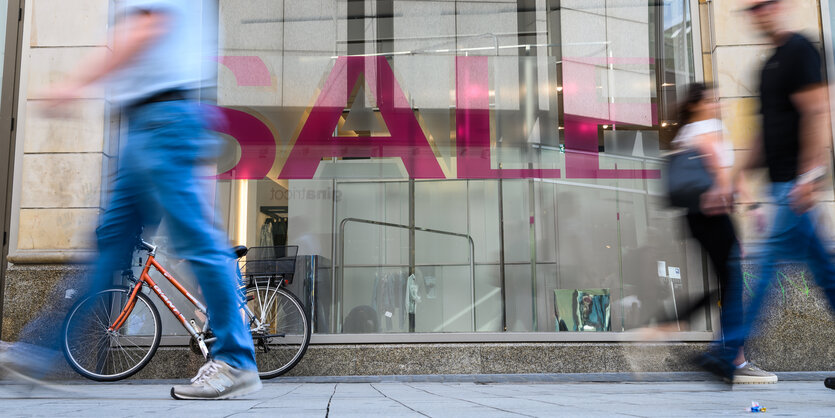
[17,208,98,250]
[23,99,106,153]
[720,97,760,150]
[715,45,771,98]
[703,53,714,83]
[31,0,109,47]
[699,2,712,53]
[27,47,107,99]
[714,0,821,46]
[818,155,835,202]
[813,201,835,243]
[20,154,103,208]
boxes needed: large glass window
[210,0,707,338]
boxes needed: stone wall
[706,0,835,243]
[9,0,113,264]
[3,0,835,379]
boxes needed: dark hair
[676,82,712,127]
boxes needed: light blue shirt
[108,0,216,105]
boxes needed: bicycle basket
[240,245,298,286]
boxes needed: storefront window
[210,0,707,337]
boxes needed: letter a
[279,56,445,179]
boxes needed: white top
[107,0,216,106]
[672,118,734,168]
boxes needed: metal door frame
[0,0,23,339]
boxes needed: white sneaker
[733,362,778,384]
[171,360,262,400]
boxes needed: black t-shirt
[760,33,823,182]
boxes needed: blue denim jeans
[716,181,835,364]
[13,100,256,373]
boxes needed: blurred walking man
[700,0,834,384]
[1,0,260,399]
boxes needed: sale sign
[213,55,661,181]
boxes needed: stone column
[710,0,834,243]
[710,0,835,371]
[2,0,114,339]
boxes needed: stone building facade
[0,0,833,377]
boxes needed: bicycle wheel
[246,285,311,378]
[62,286,162,381]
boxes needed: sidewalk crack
[325,383,337,417]
[403,383,536,418]
[370,383,432,417]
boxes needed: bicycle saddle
[232,245,249,258]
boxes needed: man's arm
[789,84,830,212]
[42,10,170,107]
[79,11,170,86]
[793,85,830,175]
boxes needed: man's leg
[716,183,798,364]
[140,101,256,372]
[4,152,144,378]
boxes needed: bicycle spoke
[64,289,159,380]
[254,279,265,322]
[264,287,281,318]
[249,287,309,378]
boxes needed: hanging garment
[259,220,274,246]
[274,218,288,246]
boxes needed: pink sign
[213,55,662,180]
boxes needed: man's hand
[789,181,817,213]
[700,186,734,215]
[37,9,169,118]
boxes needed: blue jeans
[14,100,256,372]
[716,181,835,364]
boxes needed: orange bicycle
[60,240,311,381]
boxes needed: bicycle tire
[62,286,162,382]
[246,285,311,379]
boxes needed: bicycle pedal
[197,339,209,358]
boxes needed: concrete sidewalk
[1,373,833,417]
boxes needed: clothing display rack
[261,206,288,220]
[259,206,288,247]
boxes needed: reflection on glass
[207,1,704,336]
[555,289,611,332]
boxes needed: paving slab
[1,374,834,417]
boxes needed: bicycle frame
[110,251,208,336]
[107,240,286,359]
[108,241,254,358]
